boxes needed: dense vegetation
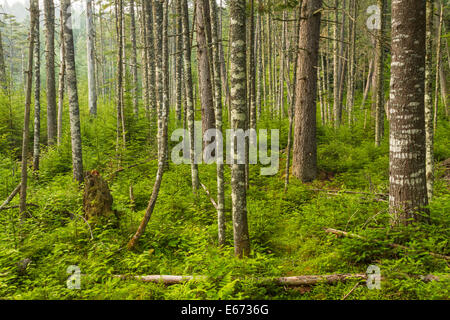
[0,0,448,300]
[0,89,448,299]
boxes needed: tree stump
[83,170,114,221]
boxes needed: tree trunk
[86,0,97,116]
[20,0,38,216]
[127,0,168,251]
[425,0,434,201]
[196,0,216,135]
[389,0,428,225]
[130,0,139,117]
[292,0,321,183]
[181,0,199,192]
[375,0,386,147]
[63,0,84,184]
[208,0,226,247]
[229,0,250,258]
[44,0,57,145]
[33,0,40,172]
[57,7,65,146]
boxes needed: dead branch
[0,203,38,211]
[325,228,450,261]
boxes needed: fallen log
[115,274,208,284]
[0,183,21,210]
[325,228,450,261]
[310,188,388,199]
[114,273,447,286]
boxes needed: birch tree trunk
[86,0,97,116]
[44,0,57,145]
[181,0,199,192]
[63,0,84,184]
[57,7,65,146]
[229,0,250,258]
[389,0,429,225]
[292,0,321,183]
[375,0,386,147]
[425,0,434,201]
[0,29,7,91]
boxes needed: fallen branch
[325,228,450,261]
[114,274,207,284]
[0,183,21,210]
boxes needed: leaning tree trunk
[63,0,84,184]
[86,0,97,116]
[389,0,429,225]
[127,0,168,251]
[292,0,322,183]
[44,0,57,145]
[229,0,250,258]
[19,0,38,216]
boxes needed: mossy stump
[83,170,114,222]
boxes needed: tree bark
[425,0,434,201]
[181,0,199,192]
[86,0,97,116]
[389,0,429,225]
[57,7,65,146]
[196,0,216,135]
[375,0,386,147]
[44,0,57,145]
[20,0,38,215]
[33,0,40,172]
[292,0,322,182]
[63,0,84,184]
[229,0,250,258]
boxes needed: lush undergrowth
[0,91,449,300]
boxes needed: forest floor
[0,107,449,300]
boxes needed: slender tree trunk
[285,3,301,192]
[63,0,84,184]
[130,0,139,116]
[181,0,199,192]
[346,0,357,126]
[175,0,183,122]
[292,0,321,182]
[33,0,40,172]
[0,29,7,91]
[433,2,444,132]
[333,0,340,127]
[20,0,38,216]
[375,0,386,146]
[209,0,225,246]
[44,0,57,145]
[425,0,434,201]
[57,7,65,146]
[389,0,428,225]
[127,0,168,251]
[196,0,216,135]
[229,0,250,258]
[87,0,97,116]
